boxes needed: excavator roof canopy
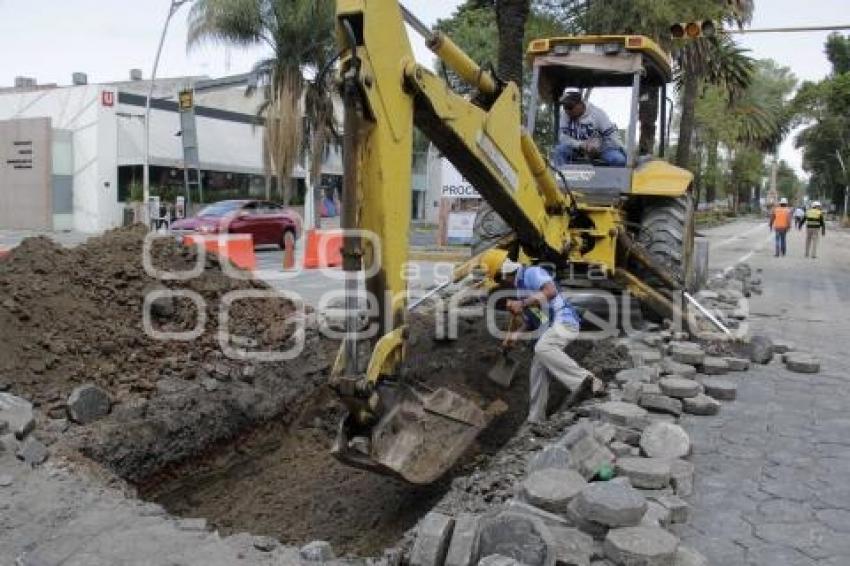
[527,35,672,95]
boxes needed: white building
[0,73,342,233]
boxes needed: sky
[1,0,847,173]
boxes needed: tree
[793,33,850,211]
[187,0,337,207]
[496,0,532,87]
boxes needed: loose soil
[1,226,631,557]
[139,310,630,556]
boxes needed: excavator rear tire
[471,203,512,256]
[637,194,695,290]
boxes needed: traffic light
[670,20,717,39]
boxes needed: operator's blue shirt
[516,266,581,330]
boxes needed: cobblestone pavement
[674,220,850,565]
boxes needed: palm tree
[495,0,532,87]
[187,0,337,206]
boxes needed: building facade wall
[0,117,52,229]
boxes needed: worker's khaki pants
[805,228,820,258]
[528,323,592,424]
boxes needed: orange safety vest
[772,207,792,230]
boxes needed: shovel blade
[332,385,486,484]
[487,354,519,388]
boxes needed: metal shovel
[487,314,522,388]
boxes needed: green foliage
[187,0,337,205]
[793,34,850,209]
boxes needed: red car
[171,200,302,248]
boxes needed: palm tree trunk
[495,0,531,87]
[638,85,659,155]
[309,127,327,229]
[705,135,718,205]
[675,73,699,169]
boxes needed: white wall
[0,85,107,232]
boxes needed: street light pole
[143,0,190,224]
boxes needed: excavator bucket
[331,384,487,484]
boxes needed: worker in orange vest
[769,197,793,257]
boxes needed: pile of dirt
[0,226,338,482]
[0,225,299,410]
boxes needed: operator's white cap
[779,197,788,204]
[501,259,522,277]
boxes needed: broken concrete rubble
[16,437,48,466]
[668,460,695,497]
[67,383,111,424]
[656,494,690,524]
[668,343,705,366]
[659,359,697,378]
[0,392,35,440]
[300,540,335,562]
[724,357,750,371]
[748,334,774,364]
[527,444,571,473]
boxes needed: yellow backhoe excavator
[328,0,697,485]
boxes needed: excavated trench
[132,313,543,556]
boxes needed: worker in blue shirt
[481,250,594,423]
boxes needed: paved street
[675,218,850,565]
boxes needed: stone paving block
[593,423,618,445]
[614,368,655,386]
[67,384,111,424]
[477,512,556,566]
[609,441,633,457]
[528,444,572,473]
[681,393,720,416]
[613,426,642,446]
[520,469,587,514]
[445,513,480,566]
[784,353,821,374]
[622,381,643,404]
[658,377,700,399]
[668,460,695,497]
[506,501,571,530]
[547,526,594,566]
[615,457,672,489]
[771,339,795,355]
[724,357,750,371]
[669,344,705,366]
[478,555,522,566]
[16,437,48,466]
[673,546,708,566]
[0,392,35,440]
[300,540,335,561]
[639,393,683,416]
[410,512,455,566]
[700,378,737,401]
[639,423,691,460]
[660,358,697,378]
[656,494,690,524]
[748,334,774,364]
[570,480,648,528]
[603,526,679,566]
[641,500,672,528]
[700,356,729,375]
[594,402,649,429]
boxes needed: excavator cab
[525,35,690,202]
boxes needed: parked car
[171,200,302,248]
